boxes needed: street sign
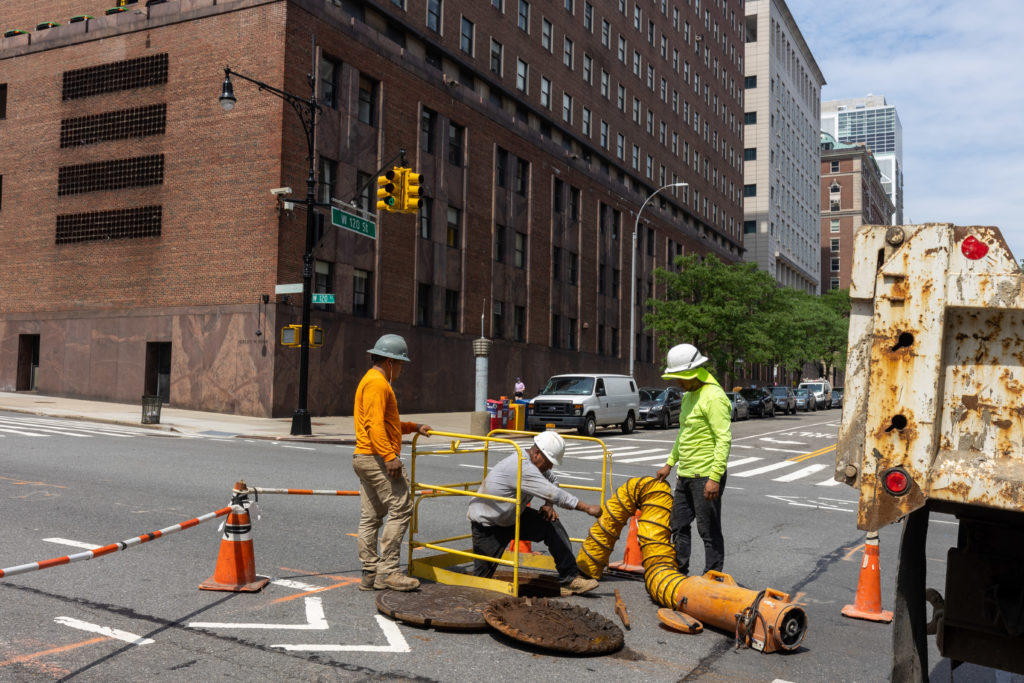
[331,207,376,239]
[275,283,303,294]
[312,293,335,304]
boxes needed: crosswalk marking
[617,453,672,464]
[0,426,49,437]
[730,461,796,478]
[816,477,843,487]
[772,463,829,482]
[725,456,761,469]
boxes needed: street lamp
[219,58,320,436]
[629,182,688,378]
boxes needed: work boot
[560,575,599,596]
[383,573,420,592]
[359,571,378,591]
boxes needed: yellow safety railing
[407,429,612,596]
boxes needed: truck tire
[578,414,597,437]
[621,412,635,435]
[891,507,930,682]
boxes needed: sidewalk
[0,391,478,444]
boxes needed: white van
[798,379,833,410]
[527,374,640,436]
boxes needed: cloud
[785,0,1024,261]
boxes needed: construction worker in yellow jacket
[655,343,732,575]
[353,334,431,592]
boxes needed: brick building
[0,0,745,417]
[819,132,892,291]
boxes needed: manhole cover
[375,583,503,631]
[484,596,624,655]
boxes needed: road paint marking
[761,438,806,445]
[188,596,328,630]
[54,617,154,645]
[281,445,315,451]
[0,637,108,668]
[772,463,829,482]
[0,476,67,488]
[816,477,843,486]
[731,461,796,478]
[731,443,754,449]
[614,437,678,444]
[843,543,865,561]
[0,427,48,437]
[789,444,837,462]
[271,578,323,592]
[725,456,761,469]
[272,614,410,653]
[766,495,853,512]
[44,538,101,550]
[733,418,837,441]
[271,578,360,603]
[617,451,674,463]
[760,447,806,455]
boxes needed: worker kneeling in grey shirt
[467,431,602,597]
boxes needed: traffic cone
[609,510,644,573]
[199,502,269,592]
[841,531,892,622]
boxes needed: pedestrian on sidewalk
[514,377,525,399]
[353,334,432,592]
[654,343,732,575]
[467,431,603,596]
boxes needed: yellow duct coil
[576,476,681,607]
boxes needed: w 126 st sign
[331,207,376,239]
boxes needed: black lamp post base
[290,409,312,436]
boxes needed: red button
[961,235,989,260]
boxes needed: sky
[784,0,1024,263]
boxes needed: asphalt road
[0,409,1010,681]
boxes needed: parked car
[638,386,683,429]
[798,379,833,410]
[527,373,640,436]
[793,387,817,411]
[832,388,844,409]
[770,386,797,415]
[725,392,750,421]
[739,387,776,418]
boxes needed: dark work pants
[471,507,579,584]
[670,473,726,575]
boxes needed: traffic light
[376,169,402,212]
[403,171,424,213]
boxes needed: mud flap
[891,506,930,682]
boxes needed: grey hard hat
[367,334,410,362]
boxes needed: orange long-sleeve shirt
[353,367,417,461]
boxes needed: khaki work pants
[352,454,413,577]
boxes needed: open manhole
[483,596,624,655]
[375,583,504,631]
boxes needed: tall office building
[821,95,903,224]
[0,0,745,415]
[742,0,824,294]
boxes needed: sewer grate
[375,583,501,631]
[484,596,624,655]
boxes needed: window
[514,231,527,267]
[632,98,640,123]
[830,199,840,212]
[540,77,551,108]
[518,0,530,31]
[319,56,339,108]
[318,157,337,203]
[570,186,580,221]
[421,107,437,153]
[583,54,592,83]
[831,257,840,272]
[564,38,574,68]
[426,0,441,32]
[460,17,474,54]
[830,218,840,233]
[743,220,756,234]
[419,198,433,238]
[357,75,377,125]
[830,181,841,193]
[568,318,577,350]
[600,70,609,97]
[610,326,619,356]
[831,238,840,253]
[565,0,574,13]
[568,252,578,285]
[353,269,372,317]
[584,2,593,30]
[493,300,505,338]
[446,205,461,247]
[612,267,620,296]
[617,84,625,110]
[831,278,841,290]
[496,147,508,188]
[490,39,503,74]
[516,158,529,196]
[493,0,503,9]
[551,314,561,348]
[616,133,624,159]
[494,223,506,261]
[516,59,529,92]
[601,19,610,47]
[633,50,641,77]
[582,107,591,136]
[562,93,572,123]
[618,36,627,62]
[633,5,641,29]
[631,145,639,170]
[448,122,464,165]
[744,75,756,89]
[444,290,459,330]
[417,284,432,327]
[514,305,526,341]
[743,148,756,161]
[743,184,756,197]
[830,160,840,173]
[552,246,562,280]
[307,262,332,313]
[744,111,756,124]
[600,120,608,148]
[542,19,553,51]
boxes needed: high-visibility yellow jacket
[353,368,417,462]
[664,370,732,482]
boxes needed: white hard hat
[533,431,565,467]
[663,343,708,375]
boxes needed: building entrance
[145,342,172,403]
[16,334,39,391]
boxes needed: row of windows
[60,104,167,148]
[55,205,161,244]
[57,155,164,196]
[62,54,168,100]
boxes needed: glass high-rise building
[821,96,903,224]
